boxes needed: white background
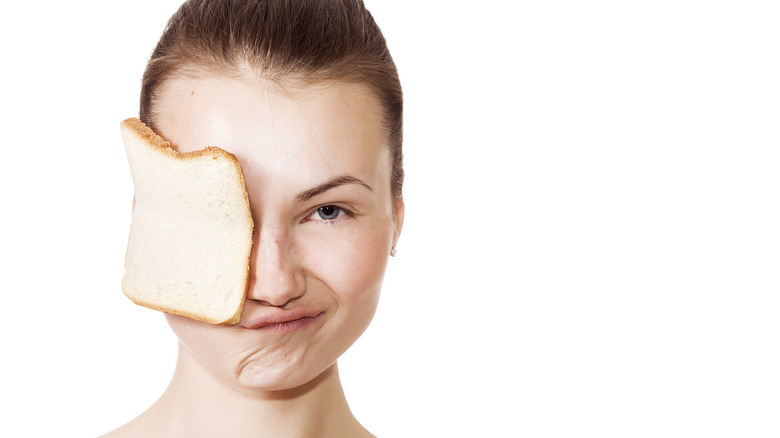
[1,1,778,437]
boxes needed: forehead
[154,75,390,189]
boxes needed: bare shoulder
[98,415,152,438]
[98,423,136,438]
[351,424,377,438]
[98,427,128,438]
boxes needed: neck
[131,343,371,438]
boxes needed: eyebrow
[295,175,374,203]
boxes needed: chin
[234,358,336,393]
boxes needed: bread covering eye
[120,117,253,325]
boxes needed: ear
[392,170,405,248]
[392,194,405,249]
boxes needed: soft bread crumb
[120,117,254,325]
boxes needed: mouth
[242,310,324,334]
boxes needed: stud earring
[390,247,397,257]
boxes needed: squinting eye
[315,205,342,221]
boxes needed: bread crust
[121,117,245,164]
[120,117,253,325]
[122,293,243,325]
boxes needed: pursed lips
[241,309,325,332]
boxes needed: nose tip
[245,227,304,307]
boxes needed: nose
[245,226,305,307]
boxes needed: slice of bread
[120,117,253,324]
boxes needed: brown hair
[140,0,403,198]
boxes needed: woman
[103,0,403,436]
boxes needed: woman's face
[153,74,403,392]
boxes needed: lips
[241,309,324,332]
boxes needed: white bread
[120,117,253,324]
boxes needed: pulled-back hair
[140,0,403,198]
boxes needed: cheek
[294,219,392,347]
[299,219,391,305]
[165,315,242,372]
[297,224,388,363]
[166,314,209,348]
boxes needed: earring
[390,247,397,257]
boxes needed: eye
[300,204,356,225]
[313,205,345,221]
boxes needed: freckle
[191,90,196,96]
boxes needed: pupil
[319,206,338,219]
